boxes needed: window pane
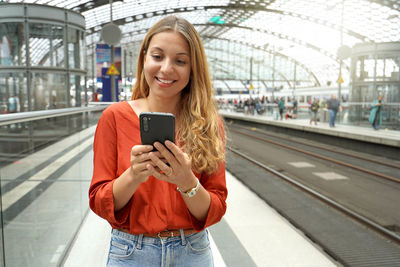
[0,22,25,66]
[29,23,64,67]
[0,72,28,113]
[31,73,67,110]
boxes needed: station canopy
[6,0,400,93]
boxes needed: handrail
[0,105,110,126]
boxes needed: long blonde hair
[132,16,225,175]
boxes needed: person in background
[8,95,19,113]
[369,95,384,130]
[278,97,285,120]
[309,97,320,125]
[326,94,342,127]
[292,97,298,119]
[70,96,76,107]
[89,16,227,267]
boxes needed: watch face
[186,187,196,197]
[185,179,200,197]
[177,178,200,197]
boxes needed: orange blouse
[89,101,227,235]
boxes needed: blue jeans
[107,229,213,267]
[329,109,337,127]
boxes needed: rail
[0,105,109,126]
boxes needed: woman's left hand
[147,140,197,190]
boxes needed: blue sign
[102,67,119,102]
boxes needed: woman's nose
[160,59,173,74]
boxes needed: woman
[309,98,319,125]
[369,95,384,130]
[89,16,227,266]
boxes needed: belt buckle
[157,231,174,239]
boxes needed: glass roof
[5,0,400,91]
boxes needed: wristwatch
[177,178,200,198]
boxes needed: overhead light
[84,2,95,8]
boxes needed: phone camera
[143,117,149,132]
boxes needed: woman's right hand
[130,145,166,183]
[130,145,155,183]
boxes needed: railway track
[225,147,400,266]
[228,147,400,243]
[228,123,400,184]
[224,120,400,266]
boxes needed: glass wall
[0,4,90,266]
[0,107,106,266]
[0,3,86,113]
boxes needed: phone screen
[139,112,175,150]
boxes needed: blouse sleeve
[89,107,132,227]
[188,162,228,231]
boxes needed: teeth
[157,77,174,84]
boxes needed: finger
[146,164,168,181]
[131,161,155,173]
[133,150,165,164]
[153,142,179,168]
[149,151,172,174]
[131,145,154,156]
[165,140,187,164]
[132,153,151,164]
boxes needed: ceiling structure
[5,0,400,93]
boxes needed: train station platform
[64,170,337,267]
[3,106,398,266]
[219,111,400,149]
[0,112,337,266]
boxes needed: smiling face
[143,31,191,100]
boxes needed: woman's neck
[146,94,181,116]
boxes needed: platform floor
[220,110,400,148]
[63,171,337,267]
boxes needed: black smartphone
[139,112,175,150]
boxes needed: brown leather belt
[120,229,197,237]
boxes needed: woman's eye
[176,60,187,65]
[151,55,161,60]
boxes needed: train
[215,86,349,107]
[215,85,350,116]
